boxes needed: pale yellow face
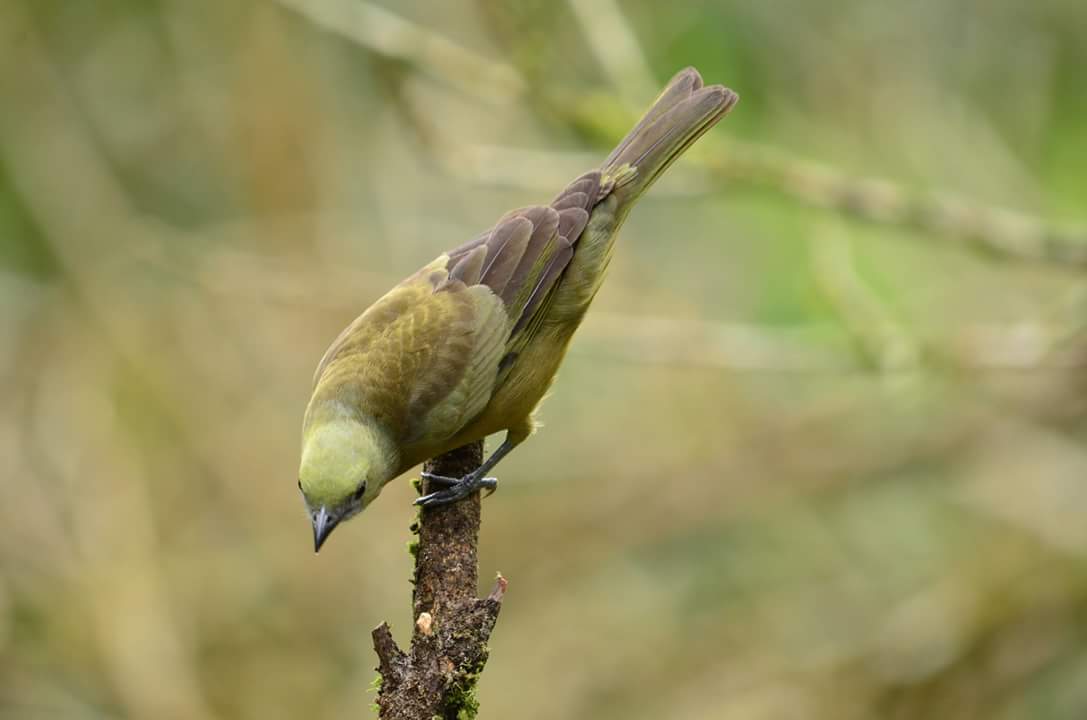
[299,420,372,508]
[297,420,389,550]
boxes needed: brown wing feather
[552,192,588,212]
[513,239,572,335]
[438,170,605,341]
[558,206,589,241]
[500,207,559,307]
[477,217,532,297]
[448,244,487,285]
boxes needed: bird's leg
[415,436,517,507]
[419,472,498,490]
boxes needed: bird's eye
[353,483,367,501]
[297,479,302,490]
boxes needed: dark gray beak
[312,506,339,553]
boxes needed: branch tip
[371,622,406,683]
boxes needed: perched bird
[299,68,738,551]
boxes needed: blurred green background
[2,1,1087,718]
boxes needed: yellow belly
[397,319,577,472]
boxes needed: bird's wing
[404,179,606,441]
[312,176,605,444]
[446,171,603,353]
[447,174,602,329]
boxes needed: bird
[299,67,738,551]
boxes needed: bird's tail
[601,68,738,206]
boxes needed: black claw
[413,491,443,507]
[413,473,499,507]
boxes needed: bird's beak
[312,506,339,553]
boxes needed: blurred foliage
[2,1,1086,719]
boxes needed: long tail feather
[602,67,738,204]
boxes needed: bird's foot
[415,471,498,507]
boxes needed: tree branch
[372,441,507,719]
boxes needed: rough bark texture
[372,441,507,719]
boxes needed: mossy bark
[372,442,507,719]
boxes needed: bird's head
[298,418,394,552]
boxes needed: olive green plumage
[299,68,738,549]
